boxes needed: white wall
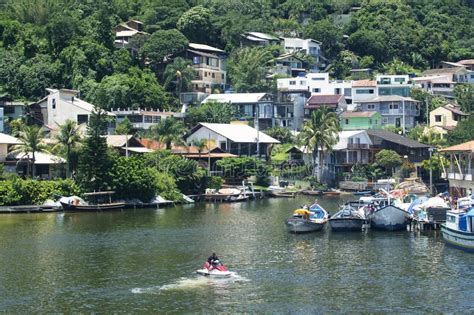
[46,90,93,126]
[186,126,228,150]
[352,87,378,102]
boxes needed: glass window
[289,81,296,85]
[356,89,374,94]
[345,119,349,125]
[312,77,325,81]
[144,115,153,123]
[220,141,227,151]
[77,114,88,124]
[367,104,375,110]
[369,119,372,124]
[394,77,405,83]
[152,116,161,123]
[52,99,56,109]
[435,115,442,122]
[312,88,321,93]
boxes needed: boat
[270,191,296,198]
[323,189,341,196]
[196,261,231,277]
[302,190,323,196]
[365,195,410,231]
[329,203,366,232]
[285,206,328,233]
[441,196,474,252]
[205,188,243,202]
[60,192,126,212]
[353,190,373,196]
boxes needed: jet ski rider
[207,253,219,269]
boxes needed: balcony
[347,143,370,149]
[443,172,473,181]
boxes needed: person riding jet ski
[207,253,219,269]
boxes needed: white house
[186,122,279,158]
[0,132,20,162]
[276,73,352,100]
[375,74,411,97]
[281,37,324,71]
[36,89,115,132]
[202,93,275,129]
[351,80,378,103]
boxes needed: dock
[0,205,61,214]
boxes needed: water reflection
[1,196,474,312]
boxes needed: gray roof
[366,130,431,148]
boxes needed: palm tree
[11,125,48,178]
[192,138,207,162]
[150,117,187,150]
[163,57,196,96]
[54,120,82,178]
[298,107,340,182]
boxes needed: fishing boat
[367,196,410,231]
[60,191,126,212]
[353,190,373,196]
[285,206,328,233]
[441,196,474,252]
[329,203,366,232]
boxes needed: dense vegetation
[0,0,472,107]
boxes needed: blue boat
[441,197,474,252]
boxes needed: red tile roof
[440,140,474,153]
[305,94,343,108]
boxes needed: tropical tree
[150,117,187,150]
[298,107,339,182]
[375,150,402,176]
[54,120,82,178]
[227,47,273,92]
[163,57,196,95]
[140,29,189,67]
[11,125,48,178]
[115,117,133,135]
[185,101,237,126]
[192,138,207,162]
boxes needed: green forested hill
[0,0,473,109]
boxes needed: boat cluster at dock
[285,189,474,252]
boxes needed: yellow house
[429,104,468,136]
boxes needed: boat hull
[441,224,474,252]
[285,218,325,233]
[369,205,409,231]
[329,218,365,232]
[60,202,126,212]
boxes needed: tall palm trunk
[32,151,36,178]
[318,147,325,182]
[66,145,71,178]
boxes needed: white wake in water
[131,272,249,294]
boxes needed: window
[345,119,349,125]
[369,119,372,124]
[435,115,442,122]
[152,116,161,123]
[367,104,375,110]
[394,77,405,83]
[144,116,153,123]
[389,104,399,110]
[204,72,207,77]
[220,141,227,151]
[312,77,325,81]
[52,99,56,109]
[77,114,88,124]
[382,118,388,124]
[221,74,225,79]
[356,89,374,94]
[312,88,321,93]
[289,81,296,85]
[334,88,341,94]
[471,74,474,79]
[3,106,14,114]
[212,73,215,78]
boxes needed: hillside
[0,0,473,110]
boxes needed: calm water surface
[1,196,474,313]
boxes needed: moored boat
[285,207,327,233]
[367,197,410,231]
[60,192,126,212]
[329,203,366,232]
[441,196,474,252]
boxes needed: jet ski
[196,260,231,277]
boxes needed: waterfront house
[440,140,474,197]
[105,135,152,156]
[354,95,420,131]
[201,93,275,129]
[1,133,66,178]
[180,43,227,95]
[304,94,346,117]
[333,130,373,177]
[0,132,20,162]
[429,104,469,137]
[340,111,382,130]
[34,88,115,133]
[367,129,431,167]
[186,123,280,159]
